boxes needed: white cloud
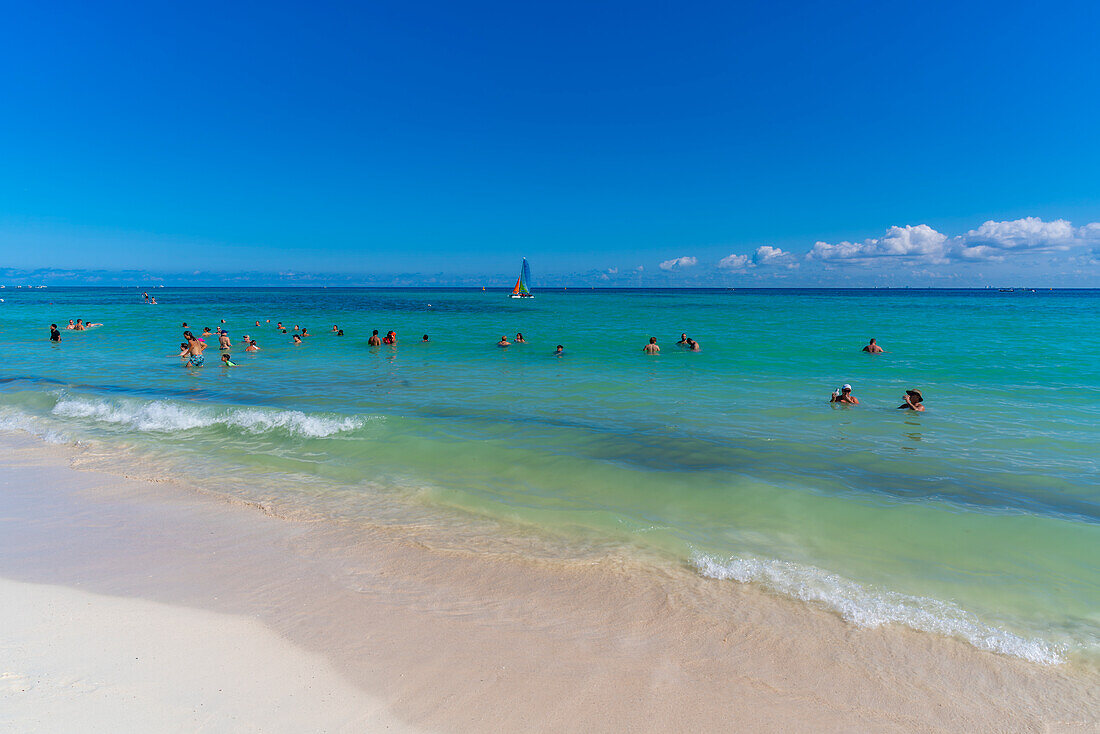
[606,267,618,274]
[950,217,1100,261]
[717,253,750,270]
[718,246,797,271]
[753,245,797,267]
[959,217,1075,252]
[635,265,644,272]
[808,224,948,263]
[659,256,697,270]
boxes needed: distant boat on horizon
[509,258,533,299]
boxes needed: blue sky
[2,0,1099,286]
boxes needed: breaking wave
[51,396,371,438]
[692,552,1065,665]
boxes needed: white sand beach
[1,434,1097,733]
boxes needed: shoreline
[1,432,1098,732]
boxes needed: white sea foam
[0,409,70,444]
[692,552,1065,665]
[51,397,369,438]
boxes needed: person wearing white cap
[830,384,859,404]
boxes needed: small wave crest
[51,397,371,438]
[692,552,1065,665]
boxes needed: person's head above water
[422,334,429,341]
[292,334,302,343]
[649,337,657,344]
[906,389,922,403]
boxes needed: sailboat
[509,258,534,299]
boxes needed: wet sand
[1,434,1097,733]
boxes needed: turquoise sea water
[1,286,1097,665]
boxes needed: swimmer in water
[50,324,61,342]
[332,325,339,333]
[677,333,688,346]
[246,339,260,352]
[498,335,510,347]
[685,338,700,351]
[255,321,260,327]
[66,319,75,330]
[292,334,302,344]
[73,319,85,331]
[899,389,924,411]
[554,344,563,355]
[368,330,381,346]
[515,332,526,343]
[202,327,213,337]
[178,341,190,357]
[382,331,396,345]
[643,337,659,354]
[219,332,231,350]
[221,354,237,366]
[336,329,344,336]
[862,338,885,354]
[300,327,309,338]
[277,322,284,330]
[422,334,429,342]
[830,384,859,404]
[86,320,103,327]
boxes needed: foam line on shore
[692,552,1066,665]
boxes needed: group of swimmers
[47,319,104,341]
[48,314,926,407]
[177,320,358,367]
[497,333,566,354]
[179,321,267,367]
[642,334,702,354]
[641,333,925,411]
[826,339,924,410]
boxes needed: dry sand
[1,434,1097,733]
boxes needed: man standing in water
[49,324,61,342]
[183,331,206,367]
[219,331,232,350]
[862,338,885,353]
[643,337,660,354]
[498,335,511,347]
[368,330,382,346]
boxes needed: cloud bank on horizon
[3,216,1100,288]
[641,216,1100,287]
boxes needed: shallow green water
[1,286,1097,664]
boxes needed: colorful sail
[511,258,531,296]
